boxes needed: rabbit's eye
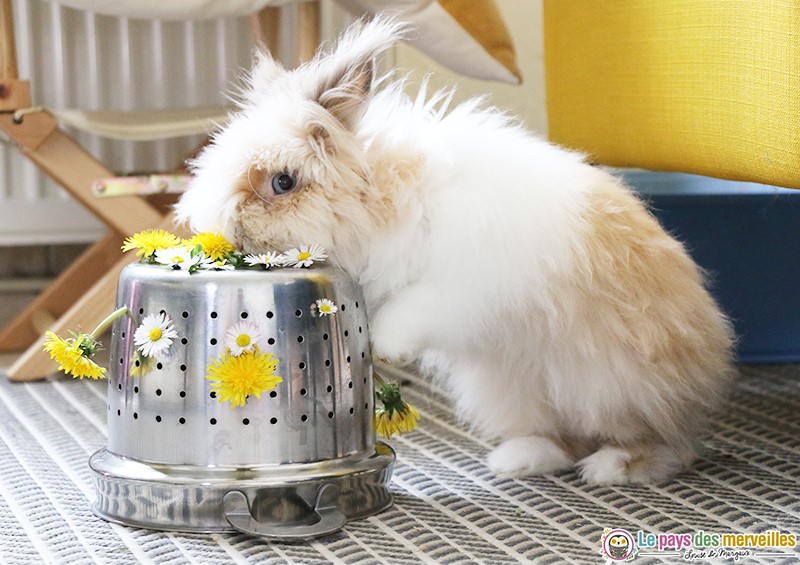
[271,172,297,194]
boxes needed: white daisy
[244,252,283,269]
[134,312,179,358]
[153,246,202,271]
[282,245,327,268]
[224,320,264,357]
[314,298,338,317]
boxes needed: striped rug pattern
[0,364,798,564]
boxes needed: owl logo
[600,528,637,562]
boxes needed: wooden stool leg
[0,112,164,234]
[250,6,281,53]
[297,1,321,65]
[0,231,125,351]
[0,0,32,115]
[7,256,124,382]
[8,215,187,382]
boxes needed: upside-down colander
[89,263,395,540]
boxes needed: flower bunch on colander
[43,229,420,440]
[121,229,327,272]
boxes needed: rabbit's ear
[316,59,374,130]
[308,16,406,130]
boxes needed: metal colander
[89,263,395,540]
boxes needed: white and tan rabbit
[175,16,735,484]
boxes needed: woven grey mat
[0,364,798,564]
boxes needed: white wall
[393,1,547,135]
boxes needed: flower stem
[373,371,386,388]
[90,307,130,339]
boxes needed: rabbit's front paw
[370,306,422,366]
[487,436,574,477]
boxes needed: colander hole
[138,307,144,315]
[241,312,248,319]
[270,417,277,425]
[363,377,367,384]
[297,335,304,343]
[119,358,123,365]
[327,385,333,393]
[117,409,121,416]
[300,388,307,396]
[365,402,369,409]
[361,352,366,359]
[295,309,302,317]
[179,417,186,424]
[180,364,187,372]
[133,412,138,420]
[243,418,250,425]
[328,411,334,419]
[180,391,186,398]
[267,338,275,345]
[359,326,362,333]
[323,333,329,341]
[121,331,126,339]
[269,391,277,398]
[266,311,274,318]
[156,362,163,370]
[182,311,189,318]
[210,311,217,319]
[210,338,217,345]
[181,338,188,345]
[160,309,166,315]
[355,301,359,308]
[345,330,350,337]
[346,355,351,363]
[134,360,140,367]
[210,418,217,425]
[156,415,162,422]
[325,359,331,367]
[299,362,306,370]
[341,304,346,311]
[210,391,216,398]
[134,386,139,393]
[301,415,308,422]
[349,407,354,415]
[348,381,353,389]
[156,389,162,396]
[118,383,122,391]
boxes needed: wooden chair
[0,0,321,381]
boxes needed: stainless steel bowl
[89,263,394,539]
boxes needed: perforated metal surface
[107,263,374,466]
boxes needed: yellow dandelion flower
[206,349,282,408]
[373,378,420,438]
[43,331,106,380]
[374,404,420,439]
[187,232,236,262]
[122,229,182,258]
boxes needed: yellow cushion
[543,0,800,189]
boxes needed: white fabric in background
[51,106,228,141]
[37,0,519,83]
[36,0,291,20]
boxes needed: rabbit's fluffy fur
[175,17,735,484]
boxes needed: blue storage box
[620,171,800,362]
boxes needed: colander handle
[222,483,347,540]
